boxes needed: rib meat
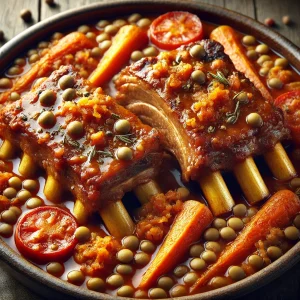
[0,65,162,213]
[116,40,289,181]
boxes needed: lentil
[284,226,299,240]
[0,78,12,89]
[10,92,21,101]
[99,40,112,51]
[213,218,227,229]
[104,24,119,35]
[59,75,75,90]
[116,264,133,275]
[183,272,198,285]
[67,270,85,285]
[39,90,56,106]
[177,187,190,200]
[246,112,263,128]
[275,58,289,68]
[46,262,64,277]
[0,223,13,237]
[248,254,264,269]
[228,266,246,281]
[174,265,189,277]
[170,285,187,297]
[190,258,206,270]
[107,274,124,288]
[3,187,17,199]
[256,44,269,54]
[210,276,229,289]
[191,70,206,84]
[75,226,91,243]
[294,215,300,228]
[189,44,206,59]
[228,217,244,231]
[20,9,32,22]
[242,35,256,46]
[137,18,151,28]
[204,228,220,241]
[257,55,271,66]
[201,250,217,263]
[16,190,32,203]
[114,119,131,134]
[246,50,258,60]
[233,204,247,217]
[77,25,90,34]
[128,13,142,23]
[140,240,156,253]
[131,50,143,62]
[87,278,105,291]
[67,121,84,138]
[1,210,18,224]
[26,197,43,209]
[97,20,110,28]
[116,147,133,161]
[143,46,158,57]
[62,88,76,101]
[189,244,204,257]
[220,227,237,241]
[267,246,282,260]
[205,241,221,253]
[247,207,258,218]
[157,276,174,290]
[29,54,39,64]
[117,285,134,297]
[134,252,150,265]
[268,78,283,89]
[9,206,22,217]
[117,249,134,263]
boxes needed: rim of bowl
[0,1,300,299]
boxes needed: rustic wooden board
[41,0,103,19]
[0,0,39,46]
[255,0,300,47]
[225,0,255,19]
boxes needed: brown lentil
[75,226,91,243]
[228,217,244,231]
[16,190,32,203]
[128,13,142,23]
[23,179,38,192]
[246,50,258,60]
[29,54,39,64]
[170,285,187,297]
[116,264,133,275]
[3,187,17,199]
[9,206,22,217]
[189,244,204,257]
[228,266,246,281]
[204,228,220,241]
[157,276,174,290]
[293,215,300,228]
[137,18,151,28]
[201,250,217,263]
[205,241,221,253]
[183,272,198,285]
[140,240,156,253]
[0,78,12,89]
[220,227,237,241]
[174,265,189,277]
[26,197,43,209]
[246,112,263,128]
[97,20,110,28]
[117,249,134,263]
[242,35,256,46]
[77,25,90,34]
[256,44,269,54]
[190,258,206,270]
[62,88,76,101]
[210,276,229,289]
[134,252,150,265]
[0,223,13,237]
[10,92,21,101]
[104,24,119,35]
[117,285,134,297]
[248,254,264,269]
[233,204,247,217]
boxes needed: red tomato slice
[274,90,300,145]
[150,11,203,50]
[15,206,78,264]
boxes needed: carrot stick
[138,200,213,289]
[210,26,273,102]
[191,190,300,292]
[0,32,96,103]
[89,25,148,87]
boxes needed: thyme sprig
[208,71,230,86]
[111,113,121,120]
[87,145,114,163]
[63,135,82,149]
[114,133,137,144]
[225,101,241,124]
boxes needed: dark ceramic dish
[0,0,299,299]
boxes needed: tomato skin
[274,90,300,145]
[15,206,78,264]
[150,11,203,50]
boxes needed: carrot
[210,26,273,102]
[0,32,96,103]
[89,25,148,87]
[191,190,300,292]
[138,200,213,289]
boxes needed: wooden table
[0,0,300,299]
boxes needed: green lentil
[86,278,105,291]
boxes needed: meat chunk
[116,40,289,181]
[0,65,162,213]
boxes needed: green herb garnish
[208,71,229,86]
[111,113,121,120]
[114,134,137,144]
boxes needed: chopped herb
[63,135,81,148]
[31,112,40,120]
[20,113,28,121]
[37,129,43,133]
[207,126,215,133]
[182,82,192,91]
[173,55,182,65]
[208,71,229,86]
[111,113,120,120]
[105,130,113,137]
[87,145,96,163]
[114,134,137,144]
[226,101,240,124]
[83,92,90,97]
[98,150,114,158]
[16,106,22,110]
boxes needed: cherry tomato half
[274,90,300,145]
[15,206,78,264]
[150,11,204,50]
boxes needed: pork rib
[0,65,162,213]
[116,40,289,181]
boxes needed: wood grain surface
[0,0,299,300]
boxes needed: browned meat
[116,40,289,181]
[0,66,162,213]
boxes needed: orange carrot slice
[139,200,213,289]
[191,190,300,292]
[89,25,148,87]
[210,26,273,102]
[0,32,96,103]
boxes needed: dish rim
[0,0,299,299]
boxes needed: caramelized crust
[116,40,290,180]
[0,66,162,213]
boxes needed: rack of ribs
[116,39,295,215]
[0,65,162,236]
